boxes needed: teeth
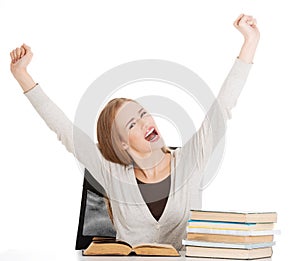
[150,135,157,141]
[145,127,155,138]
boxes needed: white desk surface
[0,250,272,261]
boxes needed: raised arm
[218,14,259,120]
[179,14,260,189]
[235,14,260,63]
[10,44,36,93]
[10,45,111,190]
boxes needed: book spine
[186,228,280,236]
[182,240,275,249]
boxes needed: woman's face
[114,101,165,158]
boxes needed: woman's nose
[137,117,147,128]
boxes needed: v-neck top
[136,174,171,221]
[24,58,252,250]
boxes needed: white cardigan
[24,58,252,250]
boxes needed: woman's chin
[149,136,165,150]
[129,137,166,157]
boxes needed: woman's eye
[141,111,147,117]
[129,122,136,129]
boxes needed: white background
[0,0,299,260]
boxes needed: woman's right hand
[10,44,36,93]
[10,44,33,77]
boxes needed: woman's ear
[121,141,129,150]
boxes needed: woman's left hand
[234,14,260,63]
[234,14,260,43]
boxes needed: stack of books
[183,210,279,260]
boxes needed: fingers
[233,13,244,28]
[16,48,21,59]
[22,43,33,59]
[242,15,256,26]
[10,51,14,63]
[10,43,32,64]
[10,49,20,64]
[22,44,32,54]
[250,18,257,27]
[234,14,257,28]
[10,48,21,64]
[20,46,26,57]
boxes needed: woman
[10,14,259,250]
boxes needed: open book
[83,237,180,256]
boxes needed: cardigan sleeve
[178,58,252,189]
[24,85,111,190]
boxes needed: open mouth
[144,127,159,142]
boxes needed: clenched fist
[10,44,36,93]
[234,14,260,43]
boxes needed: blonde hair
[97,98,133,166]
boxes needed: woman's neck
[133,150,171,183]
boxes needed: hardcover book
[182,239,275,249]
[186,233,274,244]
[190,210,277,223]
[188,220,274,230]
[187,227,280,236]
[186,246,272,259]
